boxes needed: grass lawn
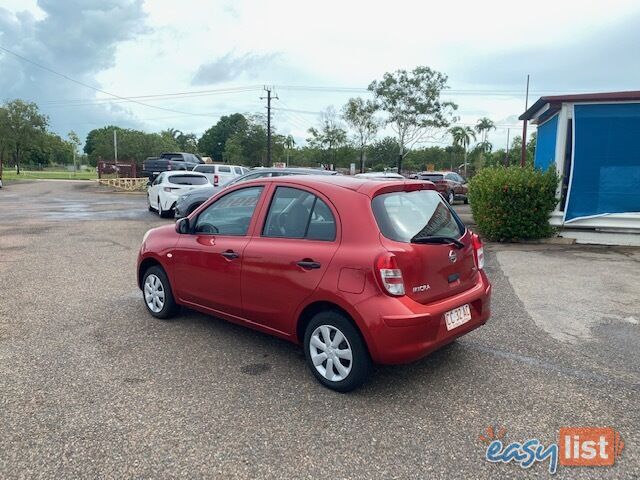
[2,169,98,181]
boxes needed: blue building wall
[534,114,558,171]
[566,103,640,221]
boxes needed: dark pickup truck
[142,152,204,179]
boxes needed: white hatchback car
[191,164,249,187]
[147,171,210,217]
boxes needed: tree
[68,131,81,173]
[283,134,295,166]
[222,115,271,167]
[83,126,179,167]
[342,97,379,173]
[198,113,248,161]
[2,99,48,174]
[475,117,495,144]
[307,107,347,168]
[449,126,476,177]
[368,66,457,173]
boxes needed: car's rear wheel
[187,202,204,216]
[447,190,455,204]
[158,198,172,218]
[303,311,371,392]
[463,196,469,205]
[142,266,179,319]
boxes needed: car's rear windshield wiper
[410,235,465,249]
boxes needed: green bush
[468,166,559,241]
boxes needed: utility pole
[520,74,530,167]
[113,129,118,163]
[505,128,511,167]
[261,86,278,166]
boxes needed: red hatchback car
[137,176,491,391]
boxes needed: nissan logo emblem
[448,250,457,263]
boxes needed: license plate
[444,304,471,331]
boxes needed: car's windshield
[371,190,463,242]
[419,174,444,182]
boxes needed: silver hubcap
[309,325,353,382]
[144,274,165,313]
[449,192,454,202]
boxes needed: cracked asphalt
[0,180,638,479]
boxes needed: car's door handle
[296,260,321,270]
[221,250,239,260]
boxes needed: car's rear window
[169,175,209,185]
[372,190,463,242]
[419,174,444,182]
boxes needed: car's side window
[194,187,263,236]
[263,187,336,241]
[153,173,163,185]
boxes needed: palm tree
[283,135,295,166]
[475,117,495,144]
[449,126,476,177]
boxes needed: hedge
[468,166,559,241]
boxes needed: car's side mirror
[176,217,190,234]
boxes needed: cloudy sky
[1,0,639,150]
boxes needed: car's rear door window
[217,166,232,173]
[194,187,263,235]
[372,190,462,242]
[234,167,243,175]
[263,187,336,241]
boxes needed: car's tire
[158,198,172,218]
[303,311,371,392]
[447,190,455,204]
[147,195,154,212]
[186,202,203,216]
[463,196,469,205]
[142,265,179,319]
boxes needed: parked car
[354,172,405,180]
[138,176,491,391]
[147,171,210,218]
[142,152,204,179]
[174,167,339,219]
[191,164,249,187]
[416,171,468,204]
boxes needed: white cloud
[2,0,640,148]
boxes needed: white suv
[192,164,249,187]
[147,171,210,217]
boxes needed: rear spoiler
[370,180,437,197]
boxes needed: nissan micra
[138,176,491,391]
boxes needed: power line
[0,44,225,118]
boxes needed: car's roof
[251,167,338,175]
[164,170,207,177]
[355,172,404,178]
[418,171,451,175]
[242,174,435,197]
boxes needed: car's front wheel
[303,311,371,392]
[142,266,179,319]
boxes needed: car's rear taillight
[213,174,219,186]
[472,233,484,270]
[375,253,405,296]
[167,164,172,170]
[163,187,178,192]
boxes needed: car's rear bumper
[356,271,491,364]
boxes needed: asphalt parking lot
[1,180,638,479]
